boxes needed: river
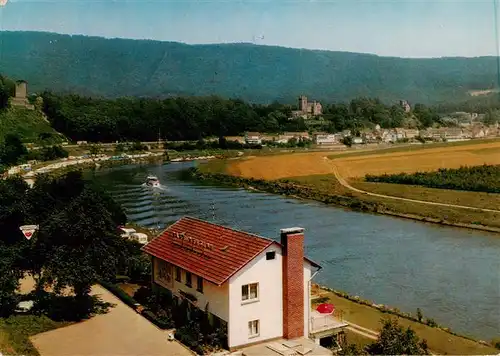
[90,161,500,340]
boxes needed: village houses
[141,217,347,352]
[244,132,263,145]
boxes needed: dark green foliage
[32,290,111,321]
[141,309,174,329]
[0,82,10,110]
[0,107,61,144]
[27,145,69,162]
[130,141,147,152]
[0,171,129,321]
[133,286,155,306]
[426,318,438,327]
[40,92,303,142]
[417,308,423,322]
[1,31,498,104]
[0,134,28,166]
[39,91,448,144]
[492,338,500,349]
[338,343,368,355]
[100,281,138,308]
[366,164,500,193]
[0,245,21,316]
[114,275,131,283]
[366,319,429,355]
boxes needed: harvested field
[226,140,500,180]
[227,151,337,179]
[332,140,500,178]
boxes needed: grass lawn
[289,174,500,228]
[0,315,71,356]
[117,283,142,297]
[344,329,373,348]
[318,289,498,355]
[351,180,500,211]
[198,159,231,174]
[0,107,63,144]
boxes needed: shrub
[134,286,155,306]
[100,281,138,308]
[142,310,174,329]
[313,296,329,304]
[492,338,500,349]
[114,275,131,283]
[425,318,438,327]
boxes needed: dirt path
[329,159,500,214]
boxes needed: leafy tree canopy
[0,171,129,316]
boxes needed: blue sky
[0,0,498,58]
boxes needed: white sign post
[19,225,39,240]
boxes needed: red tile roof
[141,216,320,286]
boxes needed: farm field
[331,140,500,178]
[226,139,500,180]
[215,139,500,229]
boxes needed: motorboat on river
[145,175,161,188]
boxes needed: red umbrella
[316,303,335,314]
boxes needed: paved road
[328,159,500,214]
[30,285,193,356]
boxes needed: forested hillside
[40,92,440,142]
[1,31,498,104]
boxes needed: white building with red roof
[141,217,347,352]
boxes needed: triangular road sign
[19,225,39,240]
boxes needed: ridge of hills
[0,31,499,104]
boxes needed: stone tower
[12,80,34,109]
[298,95,308,113]
[15,80,27,99]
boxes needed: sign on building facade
[154,258,174,289]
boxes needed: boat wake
[141,183,168,191]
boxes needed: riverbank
[313,285,498,355]
[187,166,500,234]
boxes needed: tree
[0,243,22,316]
[366,319,429,355]
[88,144,101,158]
[342,136,353,147]
[0,82,10,110]
[417,308,423,322]
[338,343,368,356]
[0,134,28,167]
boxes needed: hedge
[100,281,138,308]
[100,282,175,330]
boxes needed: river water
[90,162,500,340]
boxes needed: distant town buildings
[292,95,322,118]
[399,100,411,113]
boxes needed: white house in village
[142,217,347,352]
[245,132,262,145]
[313,132,340,145]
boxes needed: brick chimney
[281,227,305,340]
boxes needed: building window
[266,251,276,260]
[248,320,259,338]
[197,276,203,293]
[175,267,181,282]
[185,272,192,287]
[242,283,258,302]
